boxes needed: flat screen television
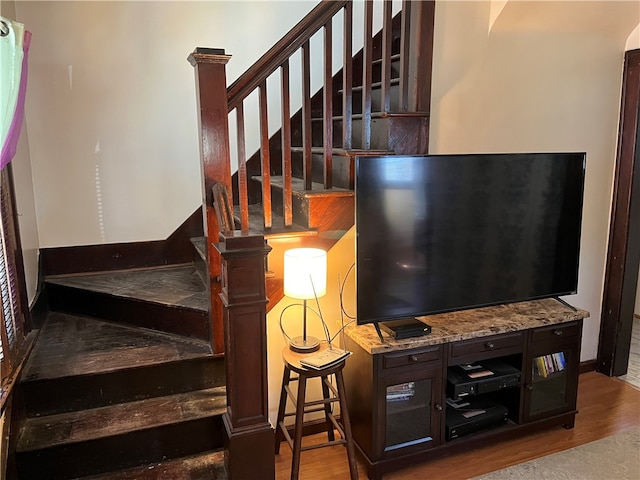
[355,153,586,328]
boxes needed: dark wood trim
[40,207,204,276]
[407,0,435,113]
[188,48,233,355]
[579,359,598,374]
[598,48,640,376]
[216,231,274,479]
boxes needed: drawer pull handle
[553,330,563,336]
[410,355,419,362]
[435,404,443,412]
[485,342,495,349]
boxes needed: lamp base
[289,336,320,353]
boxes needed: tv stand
[343,298,588,480]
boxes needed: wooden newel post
[216,231,275,479]
[188,47,233,355]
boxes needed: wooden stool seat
[275,345,358,480]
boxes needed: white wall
[13,1,318,247]
[430,0,639,361]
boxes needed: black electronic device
[355,153,586,326]
[447,359,521,400]
[379,318,431,339]
[445,397,509,441]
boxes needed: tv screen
[355,153,586,325]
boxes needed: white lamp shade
[283,248,327,300]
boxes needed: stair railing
[227,0,349,231]
[224,0,433,232]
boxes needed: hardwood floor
[274,371,640,479]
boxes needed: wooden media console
[342,298,589,480]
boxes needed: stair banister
[227,0,349,111]
[187,48,232,355]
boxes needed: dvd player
[447,359,521,400]
[445,397,509,441]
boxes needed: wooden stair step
[78,451,227,480]
[45,264,210,340]
[311,110,431,122]
[190,236,207,263]
[341,77,400,94]
[17,387,226,452]
[259,175,354,197]
[20,312,223,416]
[15,387,226,479]
[233,204,318,238]
[288,147,392,157]
[252,176,354,232]
[45,264,208,311]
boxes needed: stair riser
[20,357,224,417]
[306,115,429,153]
[333,83,401,115]
[290,152,353,189]
[265,183,354,231]
[16,416,224,480]
[47,283,210,341]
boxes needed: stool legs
[291,374,307,480]
[321,375,336,442]
[275,363,359,480]
[275,365,291,454]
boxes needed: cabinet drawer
[530,321,581,345]
[450,332,524,360]
[382,345,443,369]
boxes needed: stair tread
[311,110,431,122]
[342,76,401,93]
[234,204,318,238]
[289,146,393,156]
[17,386,226,452]
[21,312,213,382]
[258,176,354,196]
[79,451,226,480]
[190,236,207,262]
[46,264,208,312]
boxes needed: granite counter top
[344,298,589,355]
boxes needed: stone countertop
[344,298,590,355]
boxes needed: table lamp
[284,248,327,353]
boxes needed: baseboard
[580,359,598,374]
[40,208,204,276]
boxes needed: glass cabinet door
[382,368,442,454]
[525,345,578,419]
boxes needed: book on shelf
[533,352,566,378]
[299,347,351,370]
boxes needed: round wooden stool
[275,344,358,480]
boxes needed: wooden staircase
[12,256,227,479]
